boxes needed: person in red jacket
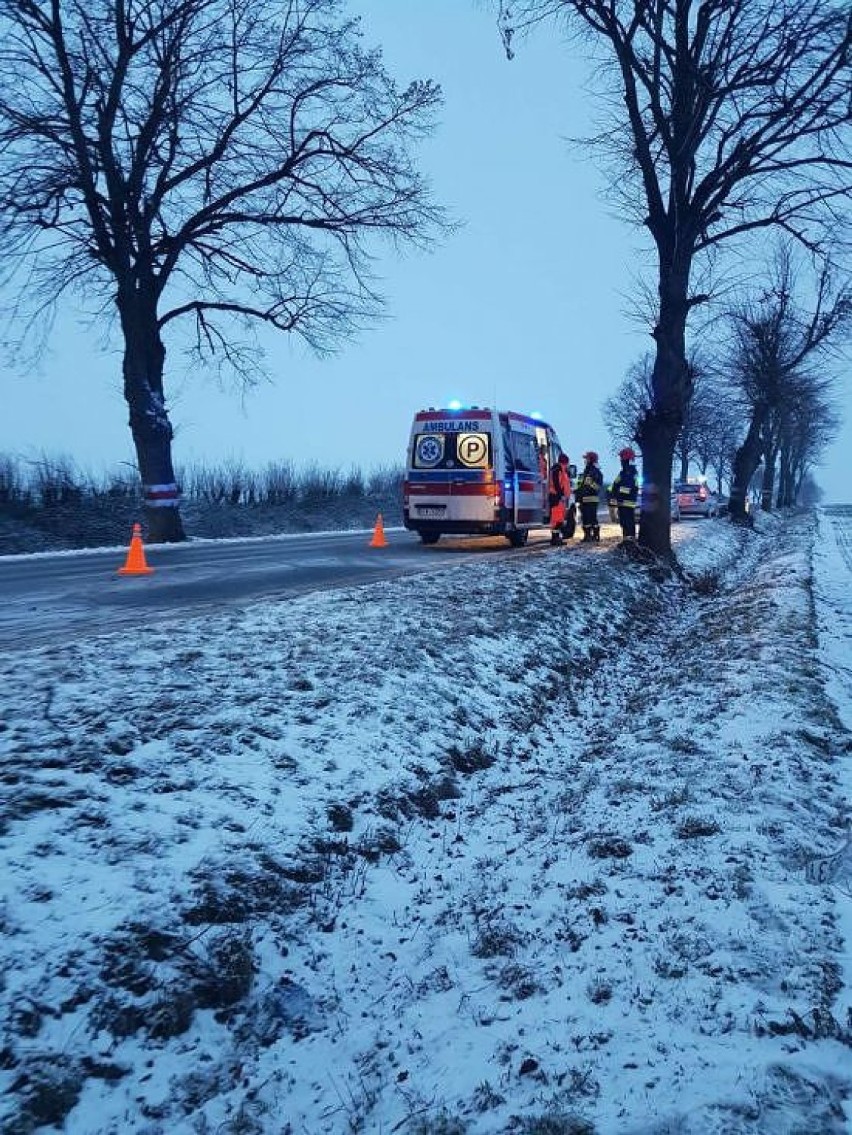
[548,452,573,545]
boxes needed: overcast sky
[2,0,850,499]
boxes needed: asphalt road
[0,525,567,652]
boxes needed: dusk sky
[2,0,850,499]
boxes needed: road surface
[0,525,575,652]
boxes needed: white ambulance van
[403,405,571,546]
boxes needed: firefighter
[576,451,604,542]
[610,447,640,539]
[548,452,572,545]
[607,481,619,523]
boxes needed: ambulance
[403,405,573,546]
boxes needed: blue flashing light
[530,411,543,420]
[447,399,463,410]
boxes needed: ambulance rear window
[412,431,492,469]
[509,430,540,472]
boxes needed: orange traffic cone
[369,513,388,548]
[117,523,155,575]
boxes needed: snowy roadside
[1,512,850,1134]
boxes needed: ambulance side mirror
[569,464,577,479]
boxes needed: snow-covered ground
[1,510,851,1135]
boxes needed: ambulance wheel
[419,531,441,545]
[507,529,529,547]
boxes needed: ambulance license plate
[416,506,445,518]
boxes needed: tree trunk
[776,447,793,507]
[792,462,806,504]
[637,265,691,559]
[638,414,677,557]
[674,439,689,483]
[760,449,777,512]
[728,408,765,522]
[119,289,186,543]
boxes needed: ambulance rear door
[407,409,498,529]
[503,412,549,530]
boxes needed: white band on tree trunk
[144,483,180,508]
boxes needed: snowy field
[1,509,851,1135]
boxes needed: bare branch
[497,0,852,553]
[0,0,449,364]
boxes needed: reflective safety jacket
[549,464,571,506]
[610,463,639,510]
[576,463,604,504]
[549,464,572,527]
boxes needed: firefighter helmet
[619,447,636,461]
[558,452,570,465]
[583,451,599,464]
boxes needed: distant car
[637,487,680,522]
[675,481,719,518]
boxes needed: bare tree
[758,373,804,512]
[0,0,446,540]
[603,349,720,484]
[775,376,840,507]
[498,0,852,558]
[694,398,740,497]
[724,248,851,520]
[673,353,717,483]
[799,473,825,507]
[602,353,653,451]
